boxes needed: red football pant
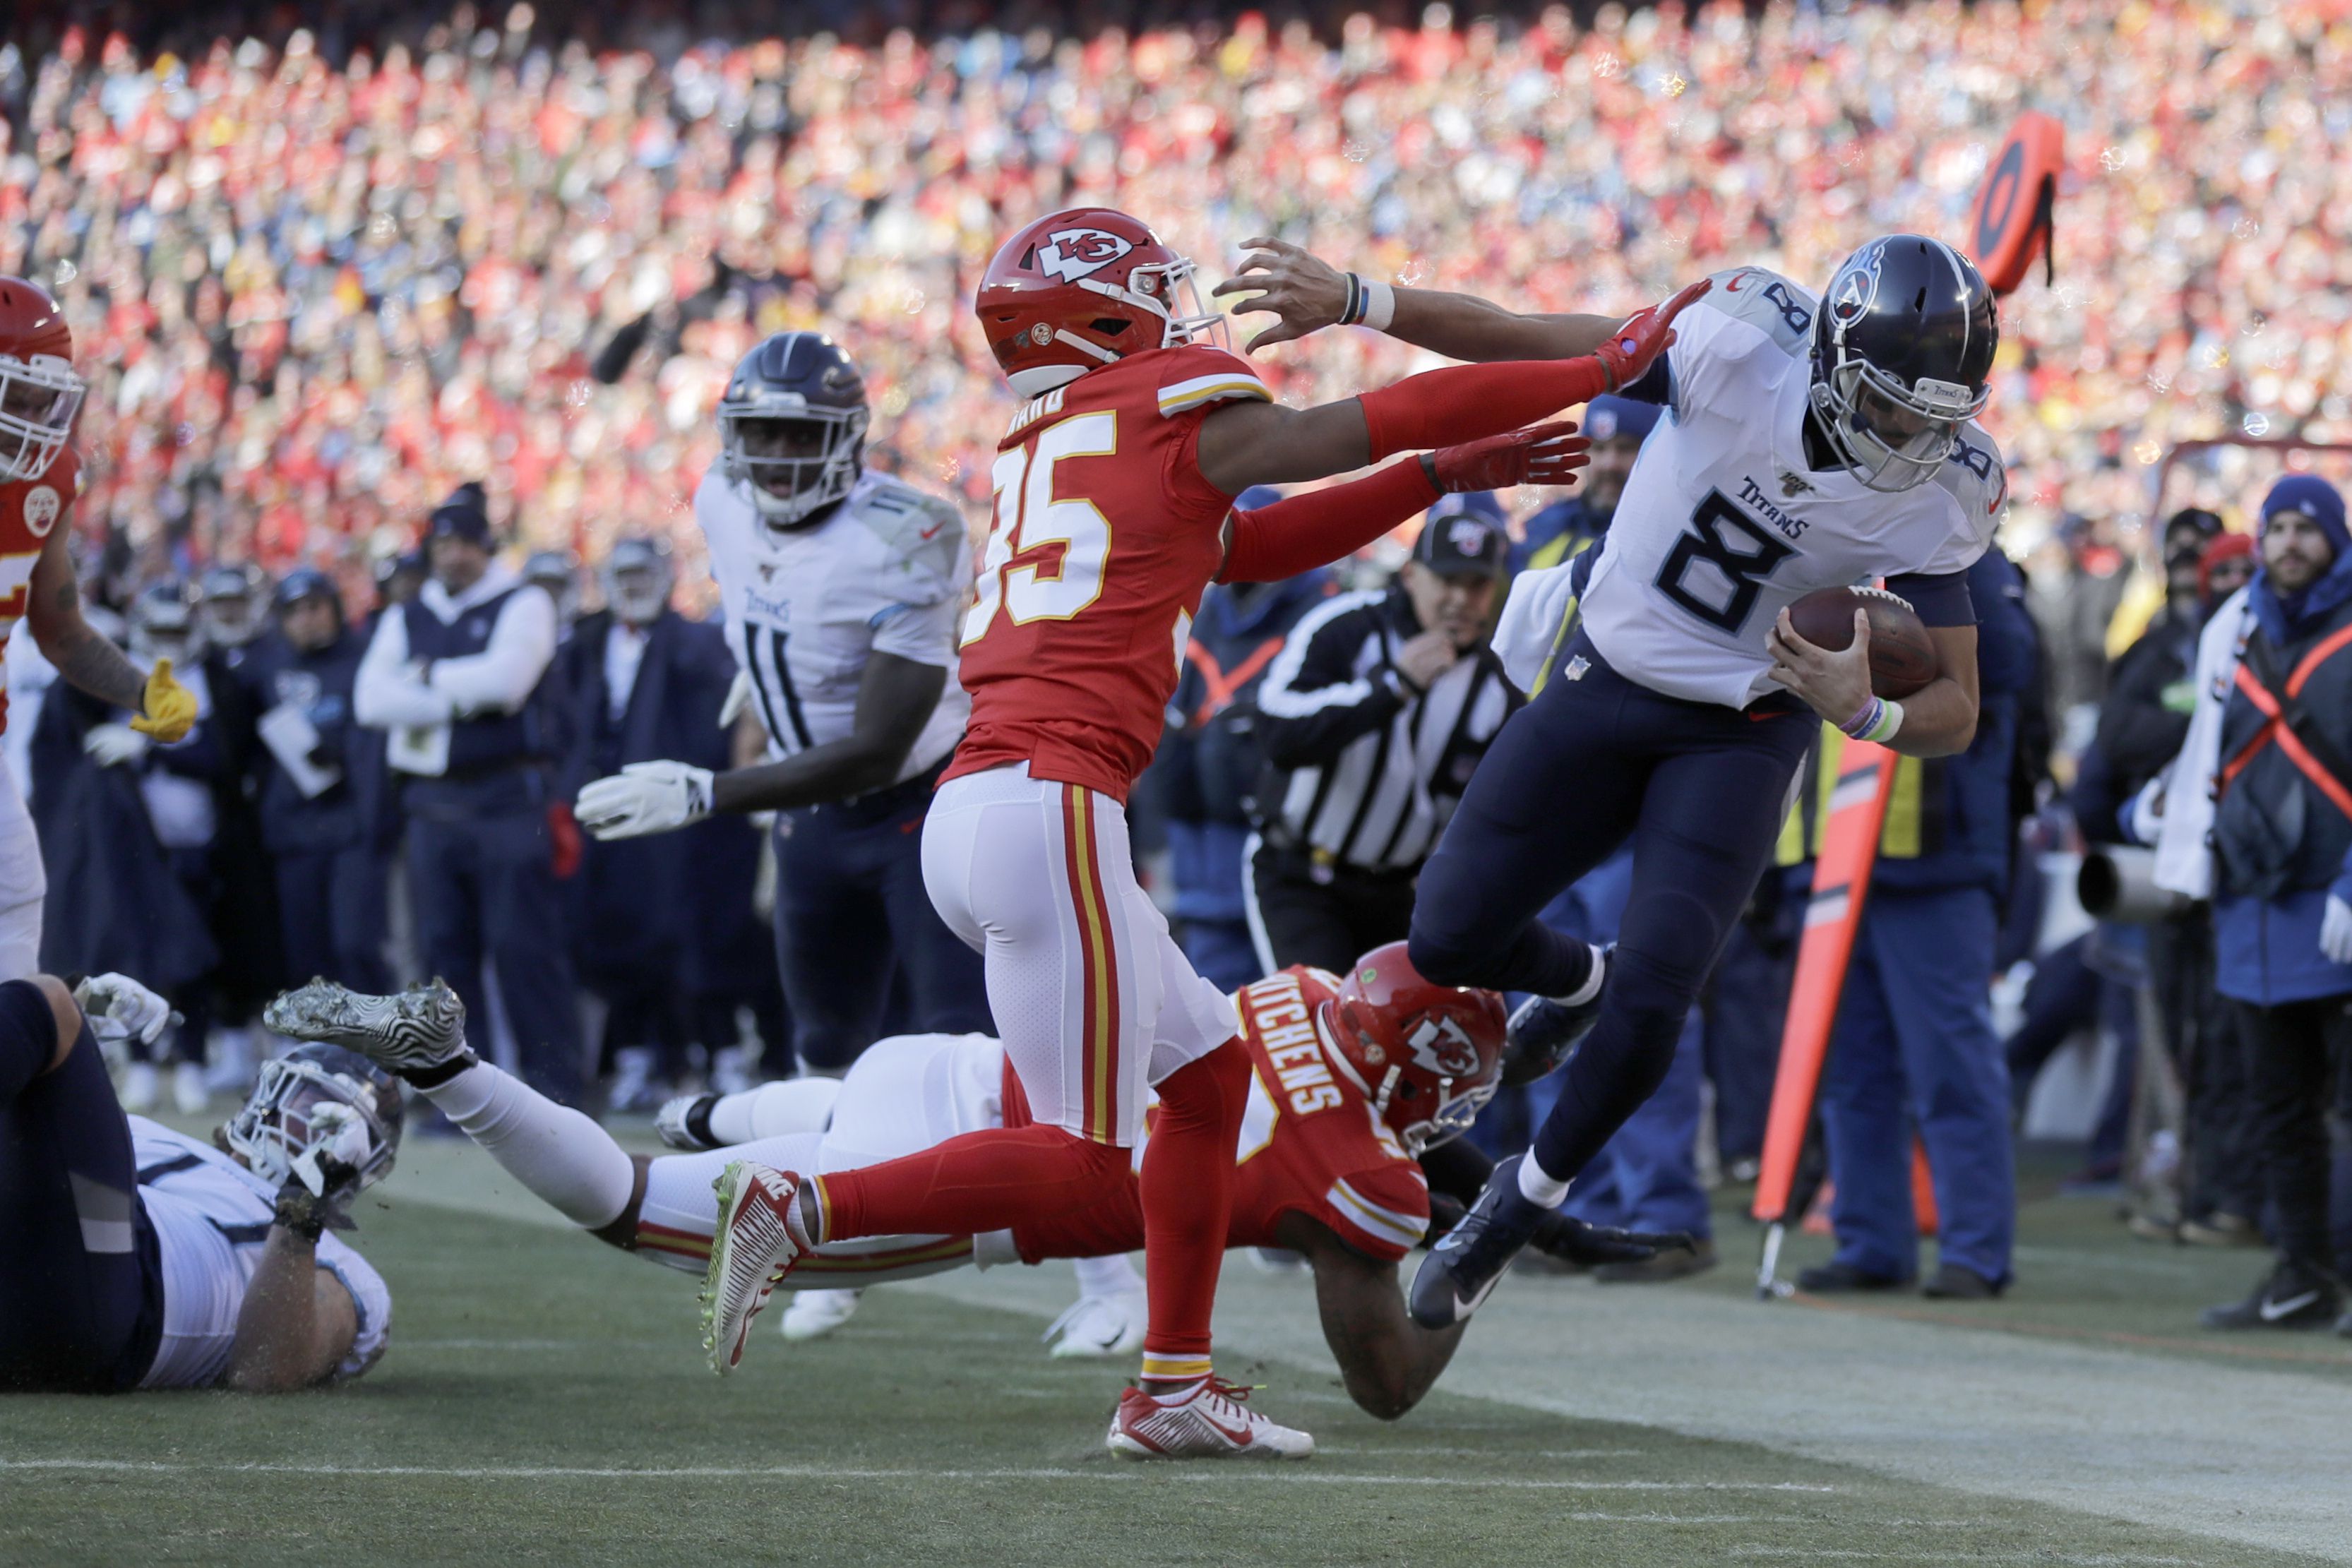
[812,1125,1128,1243]
[1137,1038,1251,1384]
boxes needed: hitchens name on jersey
[1245,970,1345,1115]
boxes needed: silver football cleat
[264,978,473,1078]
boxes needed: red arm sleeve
[1217,457,1440,585]
[1356,357,1611,462]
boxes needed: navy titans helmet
[717,332,870,529]
[1809,234,1998,493]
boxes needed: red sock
[811,1125,1128,1243]
[1136,1039,1251,1384]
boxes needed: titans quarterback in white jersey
[575,331,992,1077]
[1219,233,2007,1324]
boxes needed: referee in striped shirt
[1243,499,1520,975]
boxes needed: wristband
[1360,278,1396,332]
[1839,696,1904,744]
[1339,272,1363,326]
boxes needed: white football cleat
[1043,1291,1147,1358]
[780,1288,861,1341]
[119,1060,159,1113]
[1107,1377,1315,1461]
[172,1060,209,1116]
[655,1093,721,1150]
[700,1160,813,1375]
[264,978,472,1079]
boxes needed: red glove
[547,800,583,880]
[1589,277,1712,392]
[1430,421,1589,493]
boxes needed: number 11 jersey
[1577,266,2009,710]
[947,344,1272,802]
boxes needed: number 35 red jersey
[1005,966,1433,1265]
[0,445,74,734]
[945,345,1271,803]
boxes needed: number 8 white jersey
[1577,267,2008,710]
[694,462,973,784]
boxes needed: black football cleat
[1409,1154,1551,1329]
[2200,1262,2341,1331]
[1499,951,1611,1087]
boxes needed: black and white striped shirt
[1252,587,1520,874]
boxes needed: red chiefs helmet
[974,208,1228,397]
[0,276,82,484]
[1319,942,1508,1156]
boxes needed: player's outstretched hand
[1767,606,1874,725]
[1529,1211,1700,1269]
[575,760,715,839]
[1430,421,1589,493]
[1211,237,1351,353]
[1589,277,1712,392]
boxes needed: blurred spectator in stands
[525,549,584,636]
[237,566,391,997]
[1803,544,2041,1300]
[2030,514,2134,732]
[1146,484,1332,992]
[196,563,272,679]
[373,551,428,618]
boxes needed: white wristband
[1360,279,1396,333]
[1865,698,1905,744]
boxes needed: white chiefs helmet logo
[20,486,60,539]
[1034,228,1135,283]
[1404,1015,1481,1079]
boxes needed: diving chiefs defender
[694,208,1700,1458]
[0,277,198,975]
[263,950,1683,1421]
[1219,235,2009,1326]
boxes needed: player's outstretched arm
[1284,1214,1464,1420]
[1213,237,1626,361]
[1767,611,1981,758]
[223,1229,360,1392]
[1194,282,1702,496]
[24,507,195,740]
[575,652,945,836]
[1219,424,1587,585]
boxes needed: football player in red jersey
[268,947,1686,1421]
[0,277,197,976]
[699,210,1703,1456]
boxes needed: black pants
[2151,915,2262,1223]
[1245,840,1419,976]
[1409,633,1814,1187]
[0,981,162,1392]
[2235,991,2352,1272]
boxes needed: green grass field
[4,1134,2348,1567]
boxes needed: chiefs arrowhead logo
[20,485,60,539]
[1404,1015,1480,1079]
[1034,228,1135,283]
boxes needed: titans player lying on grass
[1,972,394,1394]
[266,950,1684,1419]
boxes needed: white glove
[83,723,150,769]
[575,760,715,840]
[2321,894,2352,966]
[73,972,175,1048]
[290,1102,377,1197]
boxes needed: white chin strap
[1007,362,1091,398]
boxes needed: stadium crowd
[5,0,2351,1336]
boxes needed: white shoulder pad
[1692,267,1819,361]
[849,474,969,600]
[1931,422,2010,531]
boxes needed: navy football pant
[772,769,991,1074]
[274,844,391,994]
[0,979,162,1392]
[1410,637,1813,1189]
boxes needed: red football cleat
[1106,1377,1315,1461]
[700,1161,814,1375]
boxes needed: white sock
[710,1077,842,1145]
[1516,1152,1572,1209]
[1073,1252,1142,1298]
[423,1063,635,1230]
[1557,944,1607,1007]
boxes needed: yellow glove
[129,657,198,743]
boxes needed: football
[1786,585,1940,699]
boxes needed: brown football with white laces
[1786,585,1939,699]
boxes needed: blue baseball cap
[1413,501,1508,577]
[1583,394,1660,445]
